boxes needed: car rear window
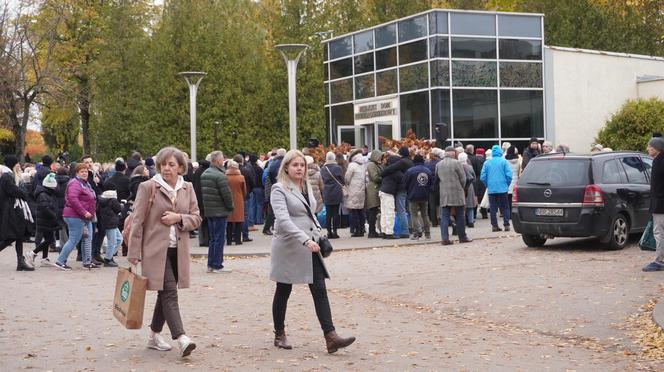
[520,159,590,186]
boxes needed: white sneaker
[177,335,196,357]
[147,332,172,351]
[41,258,54,267]
[24,251,36,268]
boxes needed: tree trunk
[14,99,31,163]
[79,77,91,156]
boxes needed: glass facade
[324,9,545,147]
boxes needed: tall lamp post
[178,71,206,162]
[274,44,308,150]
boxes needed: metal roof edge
[545,45,664,62]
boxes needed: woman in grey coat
[270,150,356,354]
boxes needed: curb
[654,299,664,331]
[190,233,520,259]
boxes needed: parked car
[512,151,652,250]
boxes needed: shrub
[596,98,664,151]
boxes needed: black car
[512,151,652,249]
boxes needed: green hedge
[596,98,664,151]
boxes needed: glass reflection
[499,39,542,60]
[376,69,398,96]
[398,15,427,42]
[399,39,428,65]
[452,61,497,87]
[500,90,544,137]
[376,47,397,70]
[376,24,396,48]
[453,90,498,138]
[400,91,430,138]
[451,37,496,59]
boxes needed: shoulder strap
[324,165,343,187]
[296,188,322,230]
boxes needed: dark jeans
[207,217,227,270]
[272,254,334,335]
[367,207,379,234]
[227,222,242,244]
[440,206,467,241]
[428,191,439,227]
[34,230,55,259]
[263,203,275,233]
[150,248,185,340]
[198,218,209,247]
[92,222,104,258]
[242,199,251,239]
[349,209,364,234]
[489,193,511,227]
[325,204,340,234]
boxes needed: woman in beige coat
[128,146,202,358]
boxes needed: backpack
[121,180,157,245]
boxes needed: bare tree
[0,0,63,161]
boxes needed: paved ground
[1,223,663,371]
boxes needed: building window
[451,37,496,59]
[499,39,542,60]
[329,36,352,60]
[430,60,450,87]
[375,23,396,48]
[375,47,397,70]
[376,69,398,96]
[431,89,451,143]
[355,74,375,99]
[398,39,427,65]
[398,15,427,42]
[500,90,543,137]
[330,103,353,144]
[329,57,353,80]
[452,61,497,87]
[498,15,541,38]
[354,30,373,53]
[400,91,430,138]
[330,78,353,103]
[429,36,449,58]
[450,13,496,36]
[354,52,374,74]
[428,11,448,35]
[453,89,498,138]
[399,62,428,92]
[500,62,542,88]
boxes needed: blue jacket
[480,145,513,194]
[403,164,433,202]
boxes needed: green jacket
[201,165,234,218]
[366,149,384,209]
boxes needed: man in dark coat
[404,155,433,240]
[0,155,33,271]
[264,148,286,235]
[521,138,541,171]
[644,136,664,271]
[425,148,443,227]
[201,151,234,273]
[193,158,211,246]
[471,147,487,219]
[103,160,131,201]
[235,154,255,242]
[32,155,53,195]
[249,154,264,225]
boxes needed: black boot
[17,256,34,271]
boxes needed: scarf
[153,174,185,247]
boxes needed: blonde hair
[155,146,187,175]
[277,149,307,187]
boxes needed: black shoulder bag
[297,192,333,258]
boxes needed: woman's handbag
[640,217,656,251]
[113,265,148,329]
[298,193,334,257]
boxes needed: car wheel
[604,214,630,250]
[522,234,547,247]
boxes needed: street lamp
[178,71,206,162]
[274,44,308,150]
[213,120,221,150]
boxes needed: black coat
[0,172,28,240]
[320,163,344,205]
[193,160,210,217]
[54,174,69,224]
[129,175,149,202]
[521,147,540,171]
[651,152,664,214]
[241,163,256,193]
[251,163,263,189]
[32,166,51,196]
[381,156,413,192]
[104,172,131,201]
[97,196,122,229]
[380,156,403,196]
[34,185,59,232]
[268,156,284,185]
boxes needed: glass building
[323,9,545,151]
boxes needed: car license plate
[535,208,564,217]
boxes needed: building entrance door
[338,122,394,150]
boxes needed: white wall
[545,47,664,153]
[638,80,664,100]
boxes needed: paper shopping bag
[113,266,148,329]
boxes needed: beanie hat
[648,137,664,152]
[3,155,18,169]
[413,154,424,164]
[529,137,539,144]
[476,148,485,156]
[42,172,57,189]
[398,146,410,158]
[249,154,258,164]
[458,152,468,163]
[325,151,336,162]
[145,157,155,167]
[115,160,126,172]
[41,155,53,167]
[305,155,314,165]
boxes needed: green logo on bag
[121,280,130,302]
